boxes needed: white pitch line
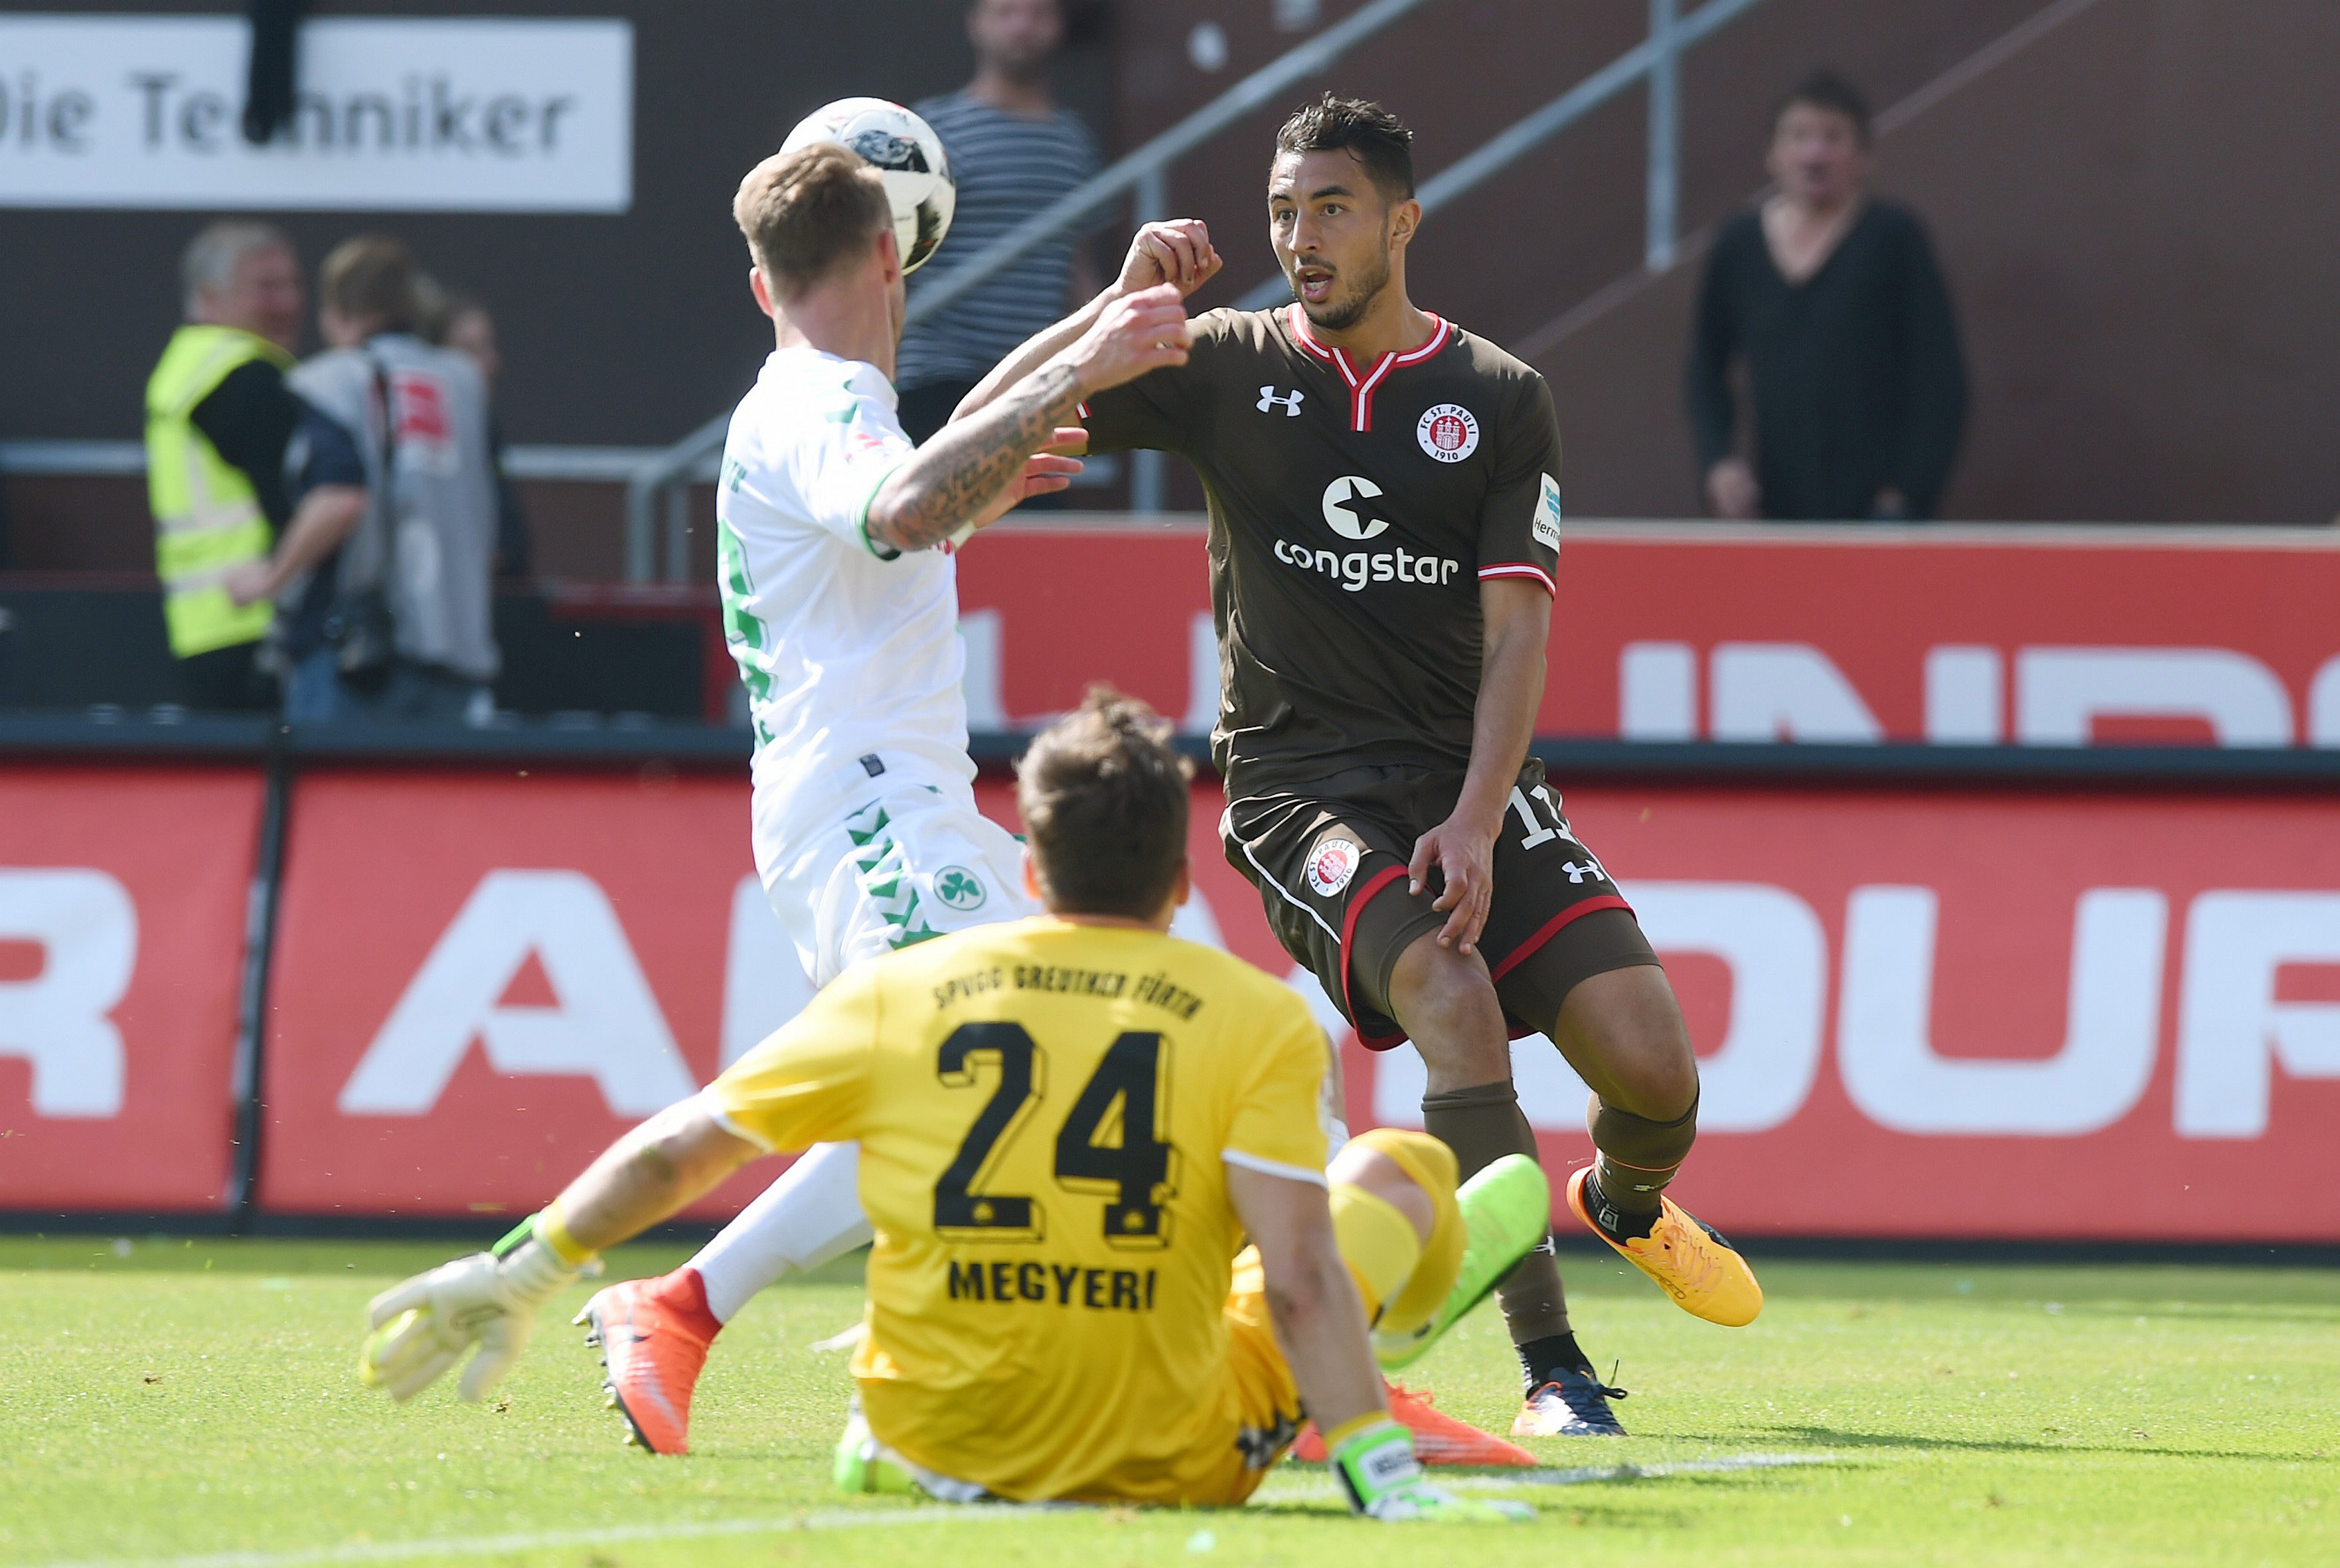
[35,1506,1038,1568]
[1255,1450,1842,1500]
[43,1452,1844,1568]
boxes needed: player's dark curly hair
[1275,92,1415,200]
[1016,687,1193,919]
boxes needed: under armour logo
[1561,860,1606,884]
[1257,386,1304,416]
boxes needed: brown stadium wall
[1117,0,2340,525]
[13,0,2340,576]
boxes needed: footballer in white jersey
[572,139,1217,1457]
[719,345,1026,984]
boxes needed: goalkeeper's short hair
[1016,687,1193,919]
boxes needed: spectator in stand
[144,222,319,710]
[424,286,532,579]
[266,236,502,724]
[1687,70,1967,522]
[893,0,1107,453]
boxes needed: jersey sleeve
[1077,309,1227,457]
[1474,372,1563,597]
[777,380,917,559]
[1219,990,1334,1185]
[700,965,880,1152]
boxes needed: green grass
[4,1237,2335,1567]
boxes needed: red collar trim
[1285,304,1451,431]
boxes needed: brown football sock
[1587,1090,1699,1227]
[1419,1079,1571,1344]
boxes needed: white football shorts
[754,767,1037,987]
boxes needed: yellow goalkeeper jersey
[704,915,1332,1503]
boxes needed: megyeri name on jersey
[1272,536,1463,592]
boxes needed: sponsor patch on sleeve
[1532,473,1563,552]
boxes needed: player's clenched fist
[1119,218,1221,299]
[1065,283,1192,396]
[357,1233,581,1403]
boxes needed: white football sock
[688,1140,872,1324]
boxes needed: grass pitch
[4,1237,2335,1568]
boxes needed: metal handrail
[1,437,686,485]
[1234,0,1765,308]
[619,0,1447,579]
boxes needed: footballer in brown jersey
[957,95,1760,1440]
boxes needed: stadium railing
[617,0,1771,581]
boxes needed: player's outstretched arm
[358,1099,761,1405]
[864,283,1193,553]
[951,220,1221,424]
[1227,1163,1387,1436]
[1409,580,1553,954]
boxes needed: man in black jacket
[1687,71,1968,522]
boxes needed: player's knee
[1387,937,1508,1080]
[1328,1143,1436,1244]
[1560,965,1698,1120]
[1608,1039,1699,1124]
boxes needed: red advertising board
[0,765,260,1212]
[1435,785,2340,1242]
[258,769,779,1222]
[252,765,2340,1241]
[955,523,2340,746]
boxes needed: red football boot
[575,1269,722,1455]
[1291,1379,1535,1467]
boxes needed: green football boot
[1374,1153,1551,1372]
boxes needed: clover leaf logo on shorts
[934,866,987,911]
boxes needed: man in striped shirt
[895,0,1107,452]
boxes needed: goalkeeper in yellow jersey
[358,690,1549,1518]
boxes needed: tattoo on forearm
[875,362,1085,552]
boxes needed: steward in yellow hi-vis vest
[144,323,293,658]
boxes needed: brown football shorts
[1222,761,1660,1048]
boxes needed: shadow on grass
[1705,1423,2333,1466]
[2047,1300,2340,1326]
[0,1237,868,1285]
[1246,1494,1696,1528]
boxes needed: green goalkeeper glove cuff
[1330,1417,1534,1523]
[1330,1419,1423,1514]
[493,1200,596,1269]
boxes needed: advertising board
[954,524,2340,747]
[0,16,631,212]
[0,765,261,1212]
[248,768,2340,1240]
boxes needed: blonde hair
[732,143,892,299]
[318,234,421,332]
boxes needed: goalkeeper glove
[358,1213,587,1403]
[1328,1417,1533,1522]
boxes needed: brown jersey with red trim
[1081,305,1563,805]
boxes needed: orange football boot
[1291,1379,1535,1467]
[1565,1166,1763,1327]
[576,1269,722,1454]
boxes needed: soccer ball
[782,97,957,274]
